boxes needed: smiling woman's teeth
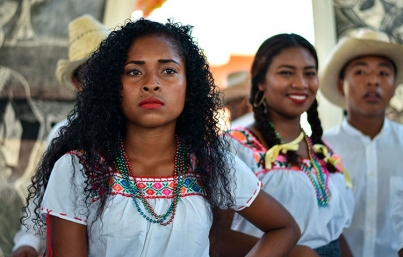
[289,95,306,100]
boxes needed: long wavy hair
[24,18,234,237]
[250,33,335,171]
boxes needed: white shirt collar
[340,117,390,141]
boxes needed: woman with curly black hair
[25,19,300,256]
[222,34,355,257]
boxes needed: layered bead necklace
[300,135,330,206]
[268,121,330,206]
[114,135,189,225]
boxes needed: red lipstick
[287,94,308,104]
[139,98,164,109]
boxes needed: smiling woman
[223,33,355,257]
[24,18,300,257]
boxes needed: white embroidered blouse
[41,151,261,257]
[227,127,355,249]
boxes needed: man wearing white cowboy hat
[320,28,403,257]
[221,71,253,127]
[11,14,109,257]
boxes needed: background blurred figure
[321,28,403,257]
[221,71,253,127]
[392,185,403,257]
[45,14,110,143]
[11,14,109,257]
[391,183,403,257]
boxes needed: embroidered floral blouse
[227,127,354,249]
[41,150,261,257]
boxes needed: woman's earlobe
[257,83,265,92]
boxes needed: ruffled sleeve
[223,151,261,211]
[41,153,88,225]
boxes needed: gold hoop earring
[253,90,266,107]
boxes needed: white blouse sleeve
[223,151,261,211]
[227,136,261,174]
[41,153,88,225]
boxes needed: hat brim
[56,57,88,89]
[222,87,250,102]
[319,38,403,109]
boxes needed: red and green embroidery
[228,128,337,174]
[108,173,206,199]
[70,151,206,202]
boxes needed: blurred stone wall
[0,0,106,255]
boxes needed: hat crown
[68,14,109,61]
[350,28,390,43]
[56,14,109,89]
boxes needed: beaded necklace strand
[114,135,189,225]
[268,120,330,206]
[300,135,330,206]
[267,119,283,143]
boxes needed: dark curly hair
[250,33,335,172]
[24,18,234,239]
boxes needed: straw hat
[56,14,110,89]
[222,71,251,103]
[319,28,403,109]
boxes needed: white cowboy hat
[222,71,251,103]
[56,14,110,89]
[319,28,403,109]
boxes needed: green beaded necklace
[268,120,330,206]
[114,135,189,225]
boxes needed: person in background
[392,185,403,257]
[46,14,110,144]
[11,14,109,257]
[220,33,354,257]
[320,28,403,257]
[25,18,300,256]
[221,71,253,127]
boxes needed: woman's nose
[291,75,308,89]
[142,74,161,91]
